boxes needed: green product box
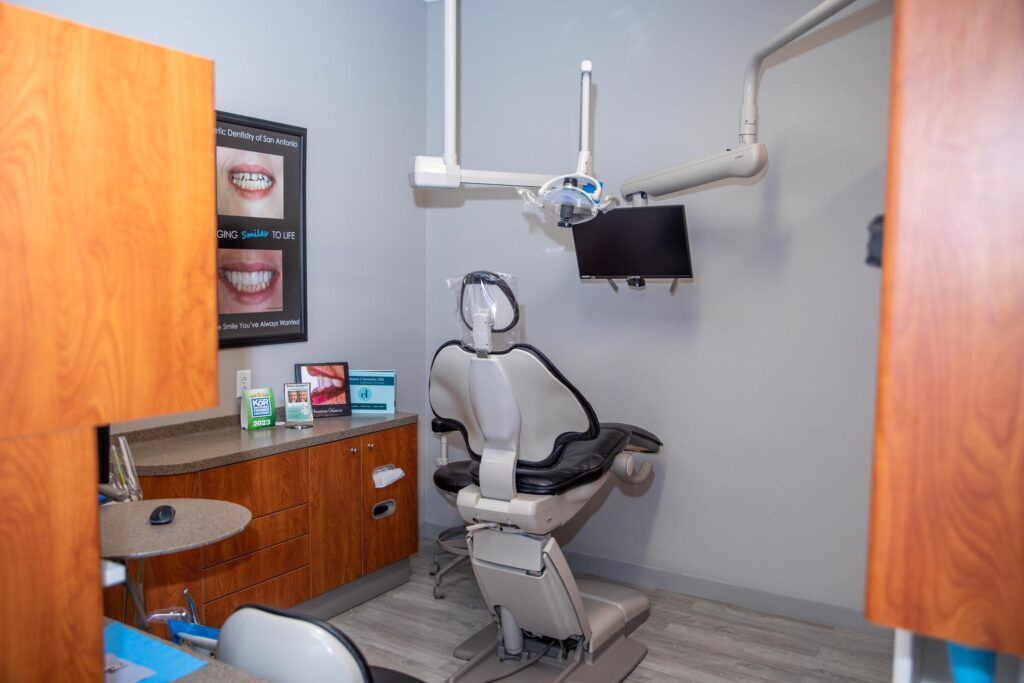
[241,387,277,430]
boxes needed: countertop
[124,412,418,476]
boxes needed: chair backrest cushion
[429,342,599,467]
[216,604,371,683]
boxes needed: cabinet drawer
[204,504,309,568]
[362,424,418,574]
[204,535,309,602]
[204,566,311,628]
[200,449,308,517]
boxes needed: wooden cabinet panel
[866,0,1024,655]
[0,429,101,682]
[205,504,309,567]
[361,425,419,574]
[204,567,311,628]
[204,536,310,602]
[0,4,217,439]
[201,450,309,517]
[310,438,363,595]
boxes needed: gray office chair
[429,271,662,682]
[216,604,422,683]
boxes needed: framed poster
[216,111,307,347]
[294,362,351,417]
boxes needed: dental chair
[216,604,423,683]
[430,271,662,682]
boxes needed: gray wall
[17,0,432,503]
[422,0,892,614]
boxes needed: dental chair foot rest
[447,624,647,683]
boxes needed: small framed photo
[294,362,350,417]
[283,382,314,427]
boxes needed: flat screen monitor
[571,206,693,280]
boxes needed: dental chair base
[445,526,650,683]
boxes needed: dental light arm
[620,0,857,202]
[410,0,555,190]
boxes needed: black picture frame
[294,362,351,417]
[216,111,307,348]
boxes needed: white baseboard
[421,521,885,635]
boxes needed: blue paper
[104,622,207,682]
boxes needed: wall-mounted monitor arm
[620,0,858,202]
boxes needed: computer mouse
[149,504,175,525]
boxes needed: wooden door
[310,437,364,594]
[0,429,101,681]
[361,425,419,574]
[0,5,216,677]
[866,0,1024,654]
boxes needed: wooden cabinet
[105,423,418,630]
[362,425,419,574]
[310,437,364,593]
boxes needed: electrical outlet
[236,369,251,398]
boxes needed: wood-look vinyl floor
[329,549,892,682]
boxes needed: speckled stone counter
[124,412,418,476]
[100,499,251,559]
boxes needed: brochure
[284,382,314,426]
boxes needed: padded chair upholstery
[429,341,599,467]
[216,604,422,683]
[466,423,661,495]
[428,338,665,496]
[433,459,474,494]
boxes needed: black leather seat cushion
[468,424,642,496]
[370,666,424,683]
[433,460,475,493]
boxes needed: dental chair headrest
[459,270,520,334]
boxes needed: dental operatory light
[409,0,860,227]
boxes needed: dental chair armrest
[613,451,653,485]
[601,422,662,453]
[432,418,459,434]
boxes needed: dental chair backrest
[430,271,600,477]
[216,604,371,682]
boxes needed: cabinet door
[310,437,363,595]
[361,425,418,574]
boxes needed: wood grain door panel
[0,429,102,682]
[361,425,418,574]
[200,450,309,517]
[866,0,1024,654]
[0,4,217,438]
[204,567,311,628]
[310,438,363,594]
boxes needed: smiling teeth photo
[230,172,273,191]
[223,269,274,292]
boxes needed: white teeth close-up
[230,171,273,191]
[223,269,275,293]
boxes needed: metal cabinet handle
[367,443,375,450]
[350,447,358,454]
